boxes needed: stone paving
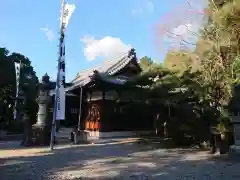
[1,140,240,180]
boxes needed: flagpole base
[49,137,56,150]
[50,123,56,150]
[71,128,88,144]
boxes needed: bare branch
[155,1,206,52]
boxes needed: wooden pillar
[77,87,83,130]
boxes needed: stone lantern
[31,73,51,145]
[36,73,50,125]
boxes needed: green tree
[9,53,39,122]
[196,0,240,112]
[163,51,200,75]
[0,48,15,101]
[139,56,154,71]
[0,48,39,134]
[181,0,240,140]
[131,0,240,146]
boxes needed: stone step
[56,128,72,139]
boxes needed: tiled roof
[92,74,130,85]
[69,49,137,89]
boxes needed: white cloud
[173,23,200,40]
[172,24,194,37]
[80,36,131,61]
[132,0,154,15]
[164,23,200,50]
[40,27,55,41]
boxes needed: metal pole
[50,0,65,150]
[49,75,60,150]
[77,87,83,130]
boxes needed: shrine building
[51,49,154,139]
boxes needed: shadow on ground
[0,140,240,180]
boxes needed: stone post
[31,73,51,145]
[229,116,240,157]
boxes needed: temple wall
[47,90,155,134]
[81,99,154,133]
[100,101,154,132]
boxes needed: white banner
[55,87,65,120]
[55,56,66,120]
[13,110,17,120]
[54,2,75,120]
[55,23,66,120]
[61,3,76,29]
[13,62,21,120]
[14,62,20,98]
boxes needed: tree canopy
[0,47,39,127]
[139,56,155,71]
[131,0,240,144]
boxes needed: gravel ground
[0,140,240,180]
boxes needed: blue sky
[0,0,205,81]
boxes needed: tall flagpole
[50,0,66,150]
